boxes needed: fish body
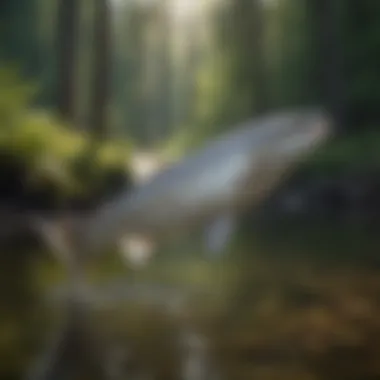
[76,108,331,259]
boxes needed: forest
[2,0,380,215]
[2,0,380,379]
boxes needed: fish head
[266,108,332,163]
[230,109,332,211]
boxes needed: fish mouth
[311,113,332,139]
[268,112,332,162]
[297,109,333,144]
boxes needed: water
[2,228,380,380]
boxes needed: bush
[0,66,133,211]
[300,128,380,176]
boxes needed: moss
[0,66,133,209]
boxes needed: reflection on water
[2,230,380,380]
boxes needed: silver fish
[29,108,331,379]
[37,108,331,264]
[73,108,331,260]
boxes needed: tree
[56,0,80,124]
[89,0,112,138]
[310,0,347,131]
[152,1,173,143]
[340,0,380,128]
[241,0,269,114]
[0,0,41,78]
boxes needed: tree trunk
[56,0,79,124]
[311,0,347,132]
[232,0,269,117]
[89,0,111,139]
[155,2,172,142]
[250,0,269,115]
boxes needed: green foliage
[4,0,380,151]
[302,129,380,176]
[268,0,319,107]
[0,66,132,202]
[341,1,380,124]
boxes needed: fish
[29,108,332,379]
[36,108,332,266]
[74,108,331,260]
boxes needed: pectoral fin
[204,214,237,256]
